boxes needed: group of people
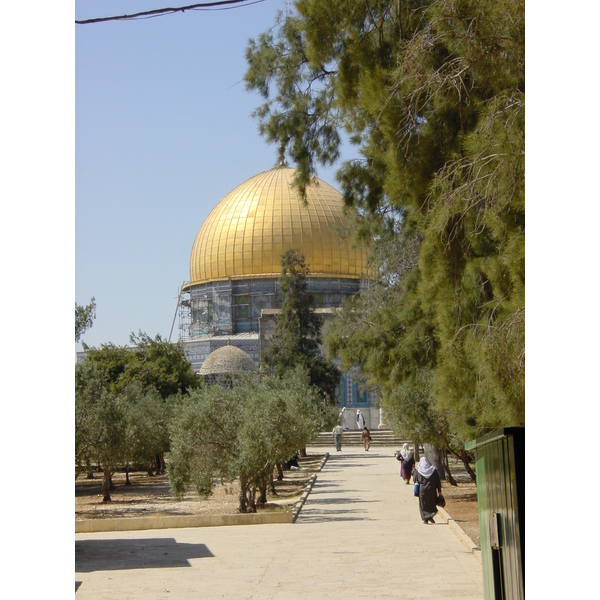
[396,444,443,524]
[332,409,371,451]
[332,414,443,524]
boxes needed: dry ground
[75,454,323,520]
[438,457,480,548]
[75,453,479,548]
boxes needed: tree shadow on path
[75,538,214,572]
[297,506,376,523]
[298,493,380,523]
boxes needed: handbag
[413,482,419,497]
[436,493,446,508]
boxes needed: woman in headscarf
[356,409,365,430]
[339,407,348,430]
[396,443,415,484]
[413,456,442,524]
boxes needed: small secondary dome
[198,345,258,376]
[189,166,367,285]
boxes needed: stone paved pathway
[75,445,483,599]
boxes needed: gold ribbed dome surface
[189,166,367,284]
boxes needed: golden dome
[189,166,367,285]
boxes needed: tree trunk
[75,454,83,481]
[155,453,165,475]
[460,449,477,482]
[299,447,307,458]
[424,444,445,481]
[442,452,457,486]
[239,475,259,513]
[85,456,95,479]
[102,468,112,502]
[258,479,268,505]
[276,463,284,481]
[238,475,248,513]
[125,465,131,486]
[413,440,420,463]
[269,472,277,495]
[246,486,257,513]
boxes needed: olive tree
[168,367,324,513]
[75,360,128,501]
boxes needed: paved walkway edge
[75,453,330,534]
[291,452,329,522]
[437,506,482,564]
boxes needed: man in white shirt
[332,424,343,451]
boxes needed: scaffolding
[169,284,192,343]
[172,275,365,343]
[179,287,192,342]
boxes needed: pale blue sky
[75,0,347,350]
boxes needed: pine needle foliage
[261,249,341,403]
[246,0,525,444]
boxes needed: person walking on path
[396,443,415,484]
[413,456,442,524]
[332,424,343,451]
[339,406,348,430]
[361,426,371,451]
[356,409,365,430]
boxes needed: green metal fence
[466,427,524,600]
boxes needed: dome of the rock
[178,163,378,426]
[189,166,367,284]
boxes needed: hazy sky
[75,0,347,351]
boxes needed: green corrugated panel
[466,427,524,600]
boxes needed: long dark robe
[414,469,441,520]
[399,456,414,482]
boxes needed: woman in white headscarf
[339,407,348,430]
[396,443,415,484]
[413,456,442,524]
[356,410,365,430]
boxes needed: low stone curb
[76,453,330,534]
[291,452,329,523]
[436,506,481,564]
[75,511,293,533]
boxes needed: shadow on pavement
[297,507,376,523]
[323,465,371,472]
[75,538,214,572]
[306,496,380,505]
[307,481,341,490]
[333,453,398,460]
[309,487,363,495]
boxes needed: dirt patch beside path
[75,454,323,521]
[439,458,480,548]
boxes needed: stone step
[309,430,409,447]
